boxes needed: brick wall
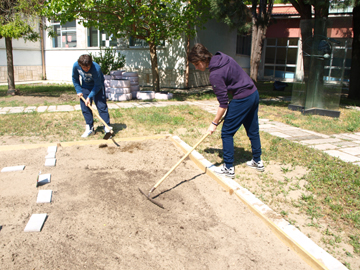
[0,66,43,83]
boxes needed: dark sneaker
[213,164,235,178]
[246,159,265,172]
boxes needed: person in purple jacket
[72,54,111,137]
[188,43,264,177]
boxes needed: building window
[52,20,77,48]
[263,38,299,79]
[87,27,117,47]
[236,34,251,55]
[323,38,352,83]
[129,37,165,48]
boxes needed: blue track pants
[80,88,110,129]
[221,90,262,167]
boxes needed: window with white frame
[87,26,117,47]
[51,20,77,48]
[264,37,299,79]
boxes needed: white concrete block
[37,190,52,203]
[45,152,56,159]
[37,173,51,185]
[45,159,56,167]
[47,145,57,153]
[1,165,25,172]
[24,214,47,232]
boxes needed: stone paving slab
[268,132,292,138]
[107,104,119,109]
[24,106,37,113]
[37,106,48,112]
[324,150,360,162]
[0,107,11,113]
[310,144,339,150]
[300,138,342,145]
[8,107,24,113]
[340,147,360,156]
[333,141,360,148]
[289,135,325,141]
[55,105,74,112]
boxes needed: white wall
[0,38,41,66]
[44,19,187,87]
[190,19,251,74]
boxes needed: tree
[44,0,210,91]
[0,0,43,95]
[209,0,273,82]
[249,0,273,81]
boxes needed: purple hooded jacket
[208,52,257,109]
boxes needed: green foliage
[0,0,43,40]
[43,0,210,45]
[209,0,251,33]
[89,47,126,75]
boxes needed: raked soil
[0,138,312,270]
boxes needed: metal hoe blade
[139,188,164,209]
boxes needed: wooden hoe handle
[80,96,112,132]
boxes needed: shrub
[89,47,126,75]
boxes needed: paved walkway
[1,99,360,166]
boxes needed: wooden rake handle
[80,96,112,133]
[152,132,210,190]
[150,116,225,192]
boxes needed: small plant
[89,47,126,75]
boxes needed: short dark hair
[187,43,212,65]
[78,54,92,67]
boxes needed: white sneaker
[213,164,235,178]
[246,159,265,172]
[104,125,113,133]
[81,125,94,138]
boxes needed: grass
[1,81,360,267]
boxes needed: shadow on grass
[204,146,253,167]
[0,84,74,98]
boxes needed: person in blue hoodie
[188,43,264,177]
[72,54,111,137]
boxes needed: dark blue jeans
[80,87,110,129]
[221,91,262,166]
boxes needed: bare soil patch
[0,138,312,270]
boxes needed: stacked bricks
[104,70,132,101]
[122,72,140,99]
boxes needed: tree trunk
[40,17,46,80]
[5,37,16,95]
[250,19,267,82]
[149,41,160,92]
[348,5,360,100]
[185,32,190,89]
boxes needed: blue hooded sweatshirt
[72,61,104,99]
[208,52,257,109]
